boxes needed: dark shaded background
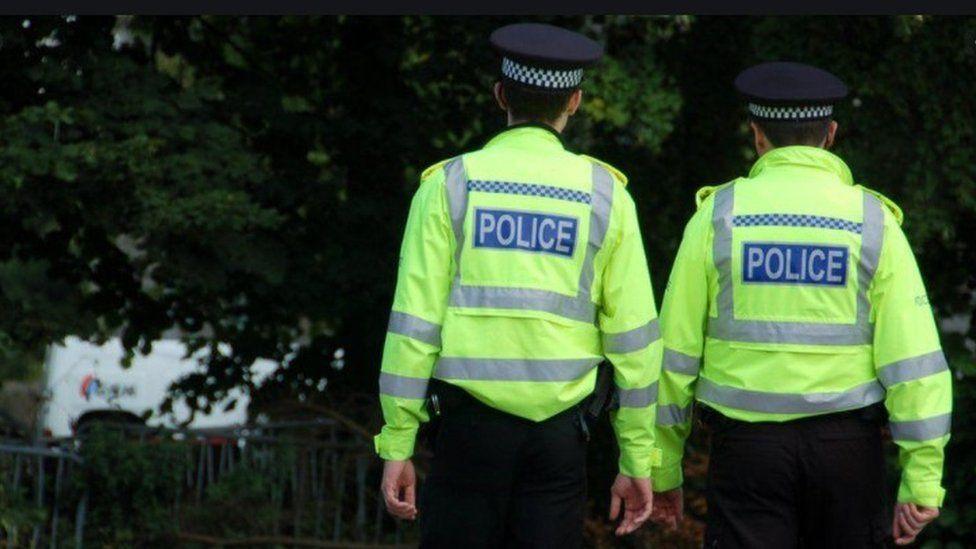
[0,15,973,546]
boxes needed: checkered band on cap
[748,103,834,121]
[502,57,584,90]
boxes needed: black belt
[424,378,595,442]
[425,378,493,417]
[698,402,888,431]
[426,378,588,421]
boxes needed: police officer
[649,62,952,547]
[375,23,662,547]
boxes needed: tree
[0,15,974,544]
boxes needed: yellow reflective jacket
[375,124,663,477]
[654,146,952,507]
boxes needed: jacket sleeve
[598,187,663,479]
[374,167,453,461]
[651,204,711,491]
[871,212,952,507]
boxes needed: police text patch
[742,243,848,286]
[474,208,577,258]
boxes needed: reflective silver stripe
[450,285,595,323]
[707,185,883,345]
[878,350,949,387]
[378,372,429,399]
[663,349,701,376]
[617,381,658,408]
[444,157,468,268]
[696,377,886,414]
[434,357,601,381]
[387,311,441,347]
[603,320,660,354]
[576,164,614,311]
[656,404,692,426]
[856,192,884,331]
[890,413,951,441]
[445,162,614,325]
[710,320,872,345]
[712,185,735,334]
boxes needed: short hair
[753,118,831,147]
[502,82,575,124]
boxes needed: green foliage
[576,16,686,152]
[0,482,46,545]
[74,426,186,545]
[0,14,973,545]
[0,14,688,407]
[180,464,282,539]
[0,327,45,381]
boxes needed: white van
[38,336,279,439]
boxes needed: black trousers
[419,383,587,549]
[702,407,892,548]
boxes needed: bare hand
[650,488,683,530]
[609,474,653,536]
[892,502,939,545]
[381,459,417,520]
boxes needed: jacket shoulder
[579,154,628,186]
[858,185,904,226]
[420,157,457,182]
[695,181,736,209]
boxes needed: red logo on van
[80,374,101,401]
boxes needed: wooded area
[0,15,973,546]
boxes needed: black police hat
[735,61,848,121]
[490,23,604,92]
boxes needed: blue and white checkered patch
[733,213,863,234]
[502,58,583,90]
[467,180,591,205]
[748,103,833,121]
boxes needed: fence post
[355,454,367,541]
[0,418,404,546]
[50,455,65,549]
[74,490,88,549]
[32,454,45,546]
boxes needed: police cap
[490,23,603,93]
[735,61,848,122]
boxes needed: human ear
[566,89,583,116]
[493,82,508,112]
[750,121,770,155]
[823,120,839,149]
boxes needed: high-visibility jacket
[653,146,952,507]
[375,124,663,478]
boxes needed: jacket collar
[484,122,566,151]
[748,145,854,186]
